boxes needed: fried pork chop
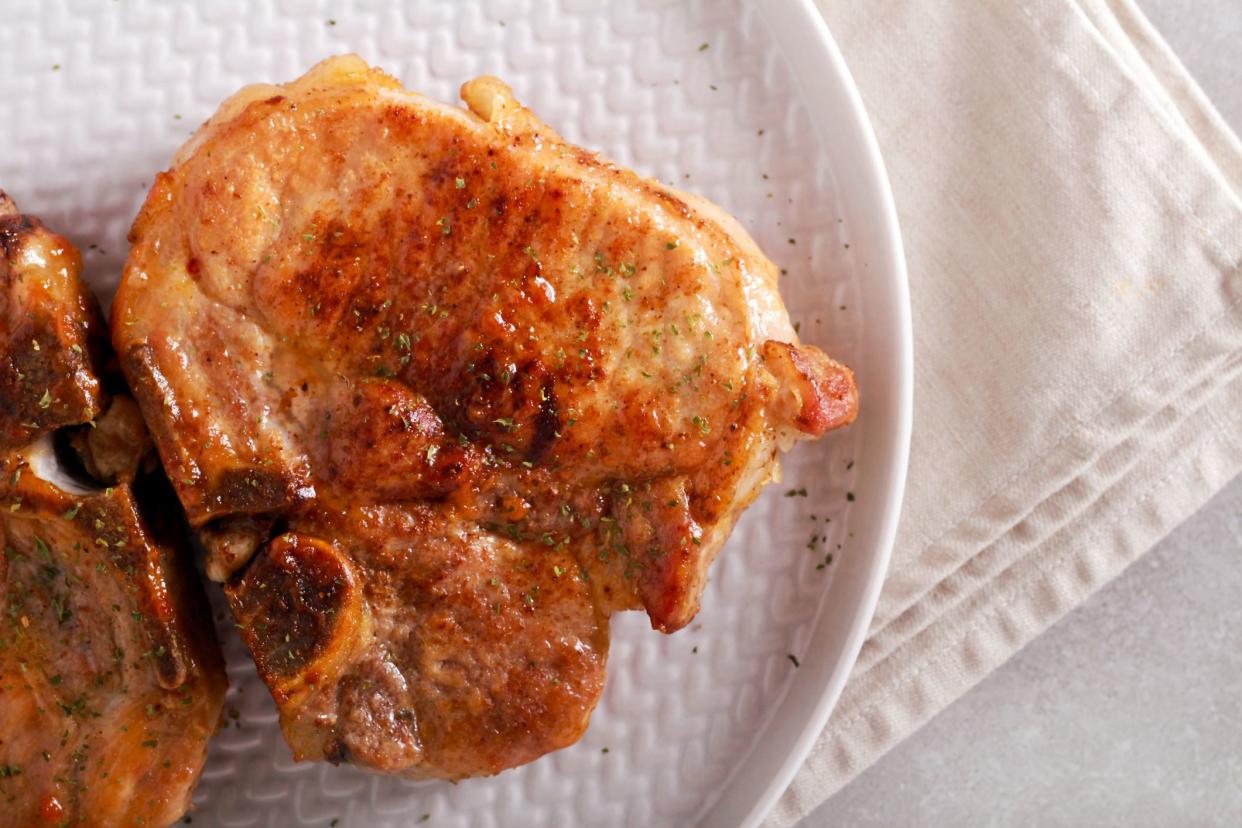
[112,56,857,779]
[0,194,226,826]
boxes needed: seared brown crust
[0,195,226,828]
[0,211,105,449]
[762,340,859,437]
[112,56,856,780]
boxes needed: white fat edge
[24,433,99,496]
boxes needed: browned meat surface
[0,194,226,827]
[112,56,857,780]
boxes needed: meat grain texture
[112,56,858,779]
[0,193,226,826]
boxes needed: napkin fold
[772,0,1242,823]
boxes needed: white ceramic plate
[0,1,910,826]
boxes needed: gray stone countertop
[802,1,1242,825]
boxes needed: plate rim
[697,2,913,826]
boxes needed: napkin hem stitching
[870,284,1242,642]
[826,397,1241,738]
[856,343,1242,675]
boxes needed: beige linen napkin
[772,0,1242,823]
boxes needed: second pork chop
[0,193,226,827]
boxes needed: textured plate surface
[0,1,910,826]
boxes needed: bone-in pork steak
[112,56,857,779]
[0,193,226,826]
